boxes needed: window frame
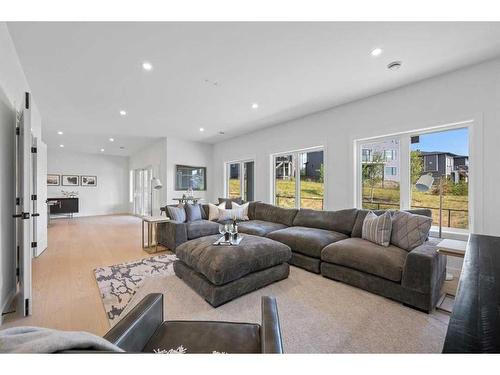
[224,158,255,201]
[271,146,325,209]
[354,119,478,238]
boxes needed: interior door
[14,92,33,316]
[34,138,48,256]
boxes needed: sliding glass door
[274,148,324,210]
[133,167,152,216]
[360,138,400,210]
[356,124,470,233]
[226,160,255,201]
[410,128,469,230]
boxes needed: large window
[361,139,400,210]
[273,148,324,210]
[357,125,470,233]
[226,160,254,201]
[410,128,469,230]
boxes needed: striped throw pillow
[362,211,392,247]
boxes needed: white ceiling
[7,22,500,155]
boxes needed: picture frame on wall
[47,174,60,186]
[62,175,79,186]
[81,175,97,187]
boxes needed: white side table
[437,238,467,281]
[142,216,170,253]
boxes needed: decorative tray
[213,235,243,246]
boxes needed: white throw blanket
[0,326,124,353]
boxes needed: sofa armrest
[103,293,164,352]
[401,242,446,295]
[157,221,188,251]
[260,296,284,353]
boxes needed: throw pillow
[208,202,227,221]
[362,211,392,247]
[218,197,243,209]
[231,202,250,221]
[167,205,186,223]
[185,203,203,222]
[390,210,433,251]
[217,208,235,223]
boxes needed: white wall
[213,57,500,237]
[128,137,214,215]
[166,138,213,205]
[47,149,129,217]
[0,22,45,316]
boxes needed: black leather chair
[103,293,284,353]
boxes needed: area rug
[118,266,450,353]
[94,254,177,326]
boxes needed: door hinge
[16,197,20,205]
[25,299,29,316]
[31,194,37,201]
[31,241,37,248]
[25,92,30,109]
[31,147,37,153]
[15,127,20,136]
[16,267,19,277]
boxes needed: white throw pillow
[231,202,250,221]
[208,202,226,221]
[362,211,392,247]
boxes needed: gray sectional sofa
[158,202,446,312]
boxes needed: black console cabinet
[47,197,79,216]
[442,234,500,353]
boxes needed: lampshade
[415,174,434,192]
[151,177,163,190]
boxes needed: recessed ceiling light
[57,131,63,135]
[251,103,259,109]
[387,61,402,70]
[199,128,205,132]
[119,110,127,116]
[100,148,105,152]
[109,138,114,142]
[371,48,383,57]
[142,61,153,71]
[219,131,225,135]
[59,144,64,148]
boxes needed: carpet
[93,254,177,326]
[116,266,450,353]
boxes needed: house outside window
[362,149,372,162]
[385,166,397,176]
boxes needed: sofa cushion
[292,208,358,235]
[185,203,203,222]
[186,220,220,240]
[267,226,348,259]
[253,202,298,227]
[237,220,287,237]
[362,211,392,247]
[391,211,432,251]
[352,208,432,238]
[321,238,408,282]
[219,197,244,209]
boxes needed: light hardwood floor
[2,214,168,335]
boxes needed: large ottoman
[174,234,292,307]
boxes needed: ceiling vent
[387,61,402,70]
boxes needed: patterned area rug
[94,254,177,326]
